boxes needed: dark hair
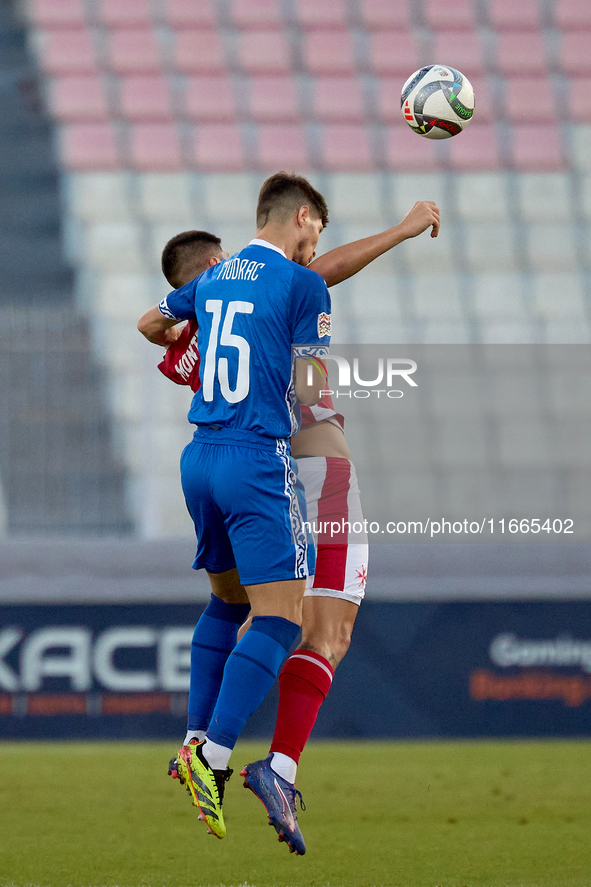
[256,172,329,229]
[161,230,224,288]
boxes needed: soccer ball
[400,65,475,139]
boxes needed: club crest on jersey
[317,312,331,338]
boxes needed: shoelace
[213,767,233,804]
[293,788,306,813]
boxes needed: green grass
[0,740,590,887]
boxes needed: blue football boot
[241,756,306,855]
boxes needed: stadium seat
[247,77,300,122]
[533,272,587,317]
[165,0,216,27]
[455,173,511,221]
[60,122,121,170]
[138,173,194,221]
[581,174,591,217]
[558,32,591,75]
[36,28,99,74]
[447,124,501,170]
[436,420,490,467]
[184,76,237,122]
[510,124,564,170]
[105,28,162,74]
[191,125,245,171]
[544,318,591,343]
[422,320,471,344]
[119,76,174,120]
[495,32,548,75]
[27,0,86,27]
[349,273,403,319]
[405,220,459,273]
[376,78,403,122]
[413,278,464,317]
[505,76,556,122]
[228,0,283,28]
[202,173,261,221]
[472,273,529,318]
[98,0,151,26]
[95,270,157,316]
[432,31,485,77]
[465,223,519,271]
[546,356,591,414]
[302,30,356,75]
[424,0,475,30]
[367,30,420,76]
[257,125,309,170]
[570,124,591,169]
[311,77,365,122]
[338,222,385,253]
[148,221,197,269]
[555,0,591,29]
[358,0,413,30]
[292,0,349,29]
[86,220,144,274]
[526,223,578,271]
[487,0,541,29]
[237,31,293,74]
[128,123,184,171]
[386,127,442,171]
[389,171,448,218]
[325,173,384,221]
[173,30,226,73]
[66,172,134,220]
[517,173,572,221]
[213,223,257,257]
[478,319,536,344]
[567,78,591,122]
[48,75,110,120]
[320,125,373,171]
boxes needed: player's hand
[400,200,440,239]
[162,323,185,348]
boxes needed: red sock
[270,650,334,763]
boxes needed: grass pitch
[0,739,589,887]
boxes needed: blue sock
[207,616,300,749]
[187,594,251,732]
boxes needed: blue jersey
[159,240,331,439]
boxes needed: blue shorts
[180,427,313,586]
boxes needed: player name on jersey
[216,258,265,281]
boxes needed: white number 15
[202,299,254,403]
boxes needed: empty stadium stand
[0,0,132,535]
[5,0,589,538]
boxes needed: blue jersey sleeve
[290,267,332,355]
[158,278,199,321]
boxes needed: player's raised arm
[308,200,440,288]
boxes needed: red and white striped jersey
[299,398,345,432]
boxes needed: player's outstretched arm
[137,306,184,347]
[308,200,440,288]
